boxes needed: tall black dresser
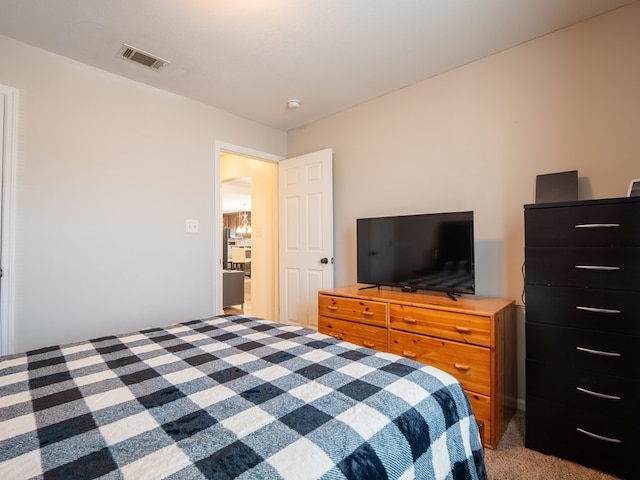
[524,197,640,479]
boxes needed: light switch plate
[185,219,199,233]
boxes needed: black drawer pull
[575,265,620,271]
[576,387,621,401]
[575,306,621,314]
[574,223,620,229]
[577,427,622,444]
[576,346,621,357]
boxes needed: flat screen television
[357,211,475,296]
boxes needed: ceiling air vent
[117,44,170,71]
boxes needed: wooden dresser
[524,197,640,479]
[318,285,516,448]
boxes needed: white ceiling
[221,177,251,214]
[0,0,635,131]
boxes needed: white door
[0,95,4,308]
[279,148,334,329]
[0,85,17,356]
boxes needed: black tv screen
[357,211,475,294]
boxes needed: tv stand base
[447,291,461,301]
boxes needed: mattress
[0,314,486,479]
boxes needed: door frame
[0,85,18,356]
[213,141,283,316]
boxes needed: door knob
[320,257,329,264]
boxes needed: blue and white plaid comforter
[0,315,486,479]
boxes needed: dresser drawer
[319,316,388,351]
[525,201,640,247]
[466,391,491,446]
[389,330,490,395]
[526,395,634,479]
[526,323,640,379]
[389,304,490,347]
[525,284,640,336]
[318,294,387,327]
[525,246,640,289]
[526,359,639,419]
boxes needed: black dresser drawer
[527,359,639,419]
[525,284,640,336]
[526,323,639,379]
[525,201,640,247]
[525,246,640,289]
[526,396,634,479]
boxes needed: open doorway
[214,143,333,330]
[216,146,280,321]
[221,177,252,315]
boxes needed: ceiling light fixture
[286,99,302,110]
[236,208,251,236]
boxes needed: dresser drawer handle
[402,350,417,359]
[576,428,622,444]
[575,265,620,271]
[362,341,375,348]
[403,317,417,324]
[576,306,621,314]
[574,223,620,229]
[454,363,470,372]
[576,346,621,357]
[455,326,472,334]
[326,305,338,311]
[361,310,374,317]
[576,387,621,401]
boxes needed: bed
[0,314,486,479]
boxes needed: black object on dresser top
[524,196,640,480]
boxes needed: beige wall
[3,3,639,405]
[0,34,286,353]
[220,153,278,320]
[287,3,640,408]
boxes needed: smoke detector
[287,99,302,110]
[117,44,170,71]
